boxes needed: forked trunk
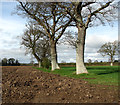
[51,40,60,71]
[76,26,88,74]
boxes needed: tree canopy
[98,40,118,66]
[21,22,50,67]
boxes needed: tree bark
[33,52,41,68]
[55,44,60,69]
[110,62,113,66]
[76,26,88,74]
[51,40,60,71]
[38,61,41,68]
[56,63,60,69]
[110,56,113,66]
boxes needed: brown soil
[2,66,119,103]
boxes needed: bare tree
[94,60,98,63]
[21,22,50,68]
[98,40,118,66]
[62,30,77,49]
[88,59,92,63]
[58,1,117,74]
[16,2,72,71]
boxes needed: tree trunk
[110,62,113,66]
[38,61,41,68]
[110,56,113,66]
[55,44,60,69]
[33,52,41,68]
[56,63,60,69]
[76,26,88,74]
[51,40,60,71]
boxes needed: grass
[34,66,119,86]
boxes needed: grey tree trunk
[55,45,60,69]
[51,40,60,71]
[110,56,113,66]
[56,63,60,69]
[110,62,113,66]
[76,26,88,74]
[33,52,41,68]
[38,61,41,68]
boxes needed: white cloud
[84,27,118,62]
[57,44,76,63]
[0,18,26,36]
[69,58,76,63]
[0,48,32,63]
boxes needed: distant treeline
[0,58,20,66]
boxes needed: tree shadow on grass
[69,68,118,75]
[87,67,116,70]
[95,70,119,75]
[62,67,118,76]
[86,66,118,75]
[69,69,76,71]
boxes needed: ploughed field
[2,66,118,103]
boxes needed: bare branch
[55,18,72,43]
[19,2,51,39]
[91,1,113,15]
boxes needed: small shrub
[42,58,51,69]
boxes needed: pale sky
[0,1,118,63]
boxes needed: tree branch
[19,2,51,39]
[85,1,114,28]
[91,1,113,15]
[55,18,72,43]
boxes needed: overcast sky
[0,1,118,63]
